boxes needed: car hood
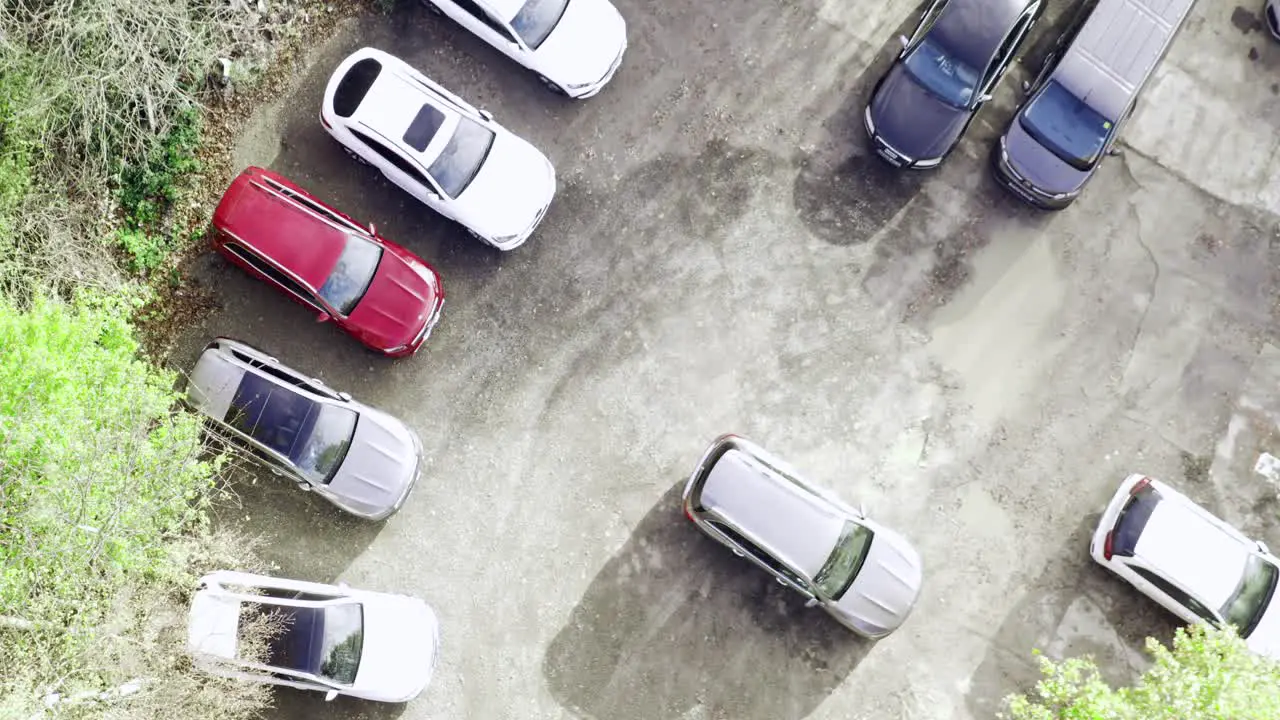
[328,409,419,517]
[454,132,555,240]
[347,253,440,350]
[187,589,242,660]
[352,595,440,702]
[533,0,626,87]
[1245,595,1280,660]
[833,526,923,635]
[1002,117,1091,196]
[869,64,971,162]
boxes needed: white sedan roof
[1135,501,1250,610]
[700,449,845,578]
[355,72,459,168]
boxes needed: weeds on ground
[113,106,204,274]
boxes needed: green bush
[1003,624,1280,720]
[0,291,217,621]
[114,106,203,273]
[0,292,277,718]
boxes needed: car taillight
[684,507,695,522]
[1130,477,1151,496]
[1103,531,1114,560]
[320,114,331,130]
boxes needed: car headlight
[913,157,942,169]
[863,105,875,135]
[385,344,408,354]
[566,81,595,90]
[490,233,522,247]
[997,136,1010,164]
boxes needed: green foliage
[117,106,203,226]
[1003,624,1280,720]
[0,68,40,215]
[0,291,218,627]
[114,106,203,273]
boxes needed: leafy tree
[0,293,273,719]
[1003,623,1280,720]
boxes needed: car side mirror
[1106,146,1123,157]
[324,690,338,702]
[337,391,352,402]
[804,597,820,608]
[1260,540,1272,555]
[296,480,311,492]
[978,93,993,102]
[858,503,868,518]
[898,35,910,49]
[479,109,494,122]
[368,222,377,236]
[315,311,330,323]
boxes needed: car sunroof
[403,103,446,153]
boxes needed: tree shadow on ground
[964,514,1178,717]
[544,482,872,720]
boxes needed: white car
[321,47,556,251]
[421,0,627,98]
[1090,474,1280,658]
[187,571,441,703]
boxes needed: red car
[211,167,444,357]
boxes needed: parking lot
[175,0,1280,718]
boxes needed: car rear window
[1110,482,1162,557]
[403,103,447,153]
[332,58,381,118]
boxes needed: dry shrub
[0,0,262,172]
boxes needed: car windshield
[1221,554,1279,637]
[813,520,875,600]
[260,602,364,685]
[901,36,979,109]
[225,374,357,484]
[1019,80,1112,171]
[510,0,570,50]
[318,234,382,316]
[426,116,495,198]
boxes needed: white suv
[1090,474,1280,658]
[187,571,441,703]
[321,47,556,251]
[422,0,627,98]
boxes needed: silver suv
[681,435,924,638]
[185,337,422,520]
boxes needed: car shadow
[207,454,389,583]
[543,481,872,720]
[963,514,1179,717]
[789,21,929,250]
